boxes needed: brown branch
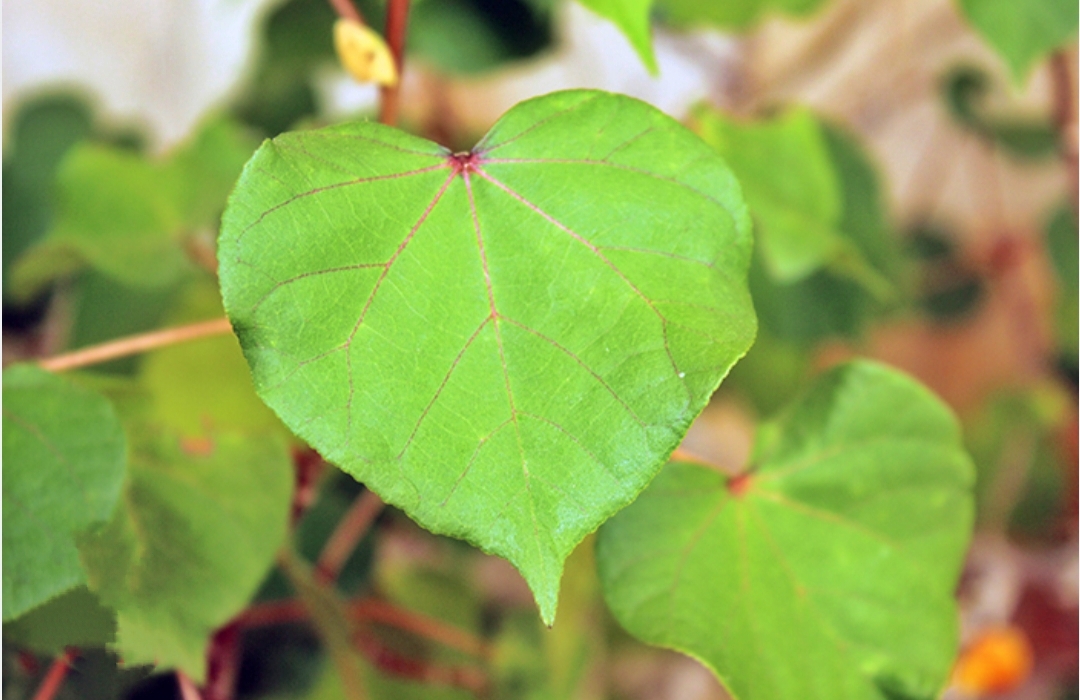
[378,0,411,126]
[353,598,490,659]
[327,0,364,24]
[315,489,385,584]
[38,317,233,372]
[236,596,489,658]
[1050,50,1078,213]
[31,649,76,700]
[353,630,488,696]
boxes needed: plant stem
[378,0,411,126]
[30,649,76,700]
[353,598,490,658]
[236,596,489,658]
[38,318,233,372]
[327,0,364,24]
[176,671,204,700]
[204,622,242,700]
[315,489,385,584]
[353,630,488,695]
[1049,50,1078,213]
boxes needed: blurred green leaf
[140,279,288,439]
[2,365,127,622]
[77,423,293,680]
[3,586,116,653]
[698,110,897,346]
[958,0,1078,83]
[693,105,862,283]
[576,0,657,72]
[942,65,1060,161]
[966,387,1070,536]
[166,116,260,229]
[410,0,554,75]
[9,144,189,299]
[656,0,828,30]
[9,117,254,300]
[598,361,975,700]
[1046,205,1079,363]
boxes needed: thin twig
[354,598,490,658]
[176,672,204,700]
[327,0,364,24]
[1049,50,1078,213]
[30,649,76,700]
[315,489,385,584]
[235,596,490,658]
[378,0,411,126]
[38,318,233,372]
[354,630,488,695]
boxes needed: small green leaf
[10,144,189,297]
[166,116,260,230]
[9,117,256,299]
[219,89,756,624]
[2,365,127,622]
[78,425,293,680]
[597,361,975,700]
[576,0,657,73]
[692,106,841,281]
[656,0,828,30]
[958,0,1078,83]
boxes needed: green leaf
[140,279,289,438]
[9,117,255,300]
[166,116,260,230]
[692,106,841,281]
[3,586,116,653]
[745,121,899,346]
[9,143,190,298]
[1046,204,1079,362]
[77,425,293,680]
[656,0,828,30]
[597,361,975,700]
[958,0,1078,83]
[2,365,127,622]
[576,0,657,73]
[218,89,756,624]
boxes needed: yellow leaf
[334,19,398,87]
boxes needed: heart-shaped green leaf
[597,361,975,699]
[218,89,756,623]
[2,365,126,622]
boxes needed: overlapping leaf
[78,425,293,680]
[2,365,127,622]
[218,89,756,623]
[597,361,975,700]
[958,0,1078,83]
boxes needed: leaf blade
[218,90,756,624]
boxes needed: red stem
[204,622,242,700]
[1049,51,1078,213]
[176,672,203,700]
[327,0,364,24]
[353,631,488,695]
[315,489,385,584]
[378,0,411,126]
[235,596,489,658]
[30,650,76,700]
